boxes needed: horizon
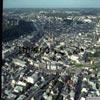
[3,0,100,8]
[3,7,100,9]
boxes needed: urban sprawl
[2,8,100,100]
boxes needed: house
[13,59,26,67]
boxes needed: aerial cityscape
[2,0,100,100]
